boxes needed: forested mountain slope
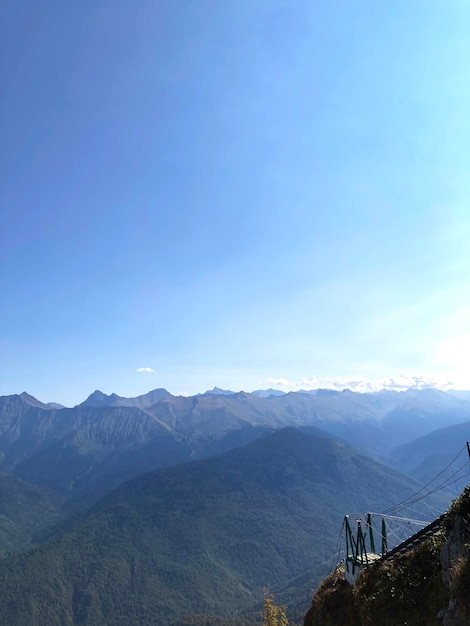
[391,423,470,487]
[0,429,429,626]
[0,474,64,558]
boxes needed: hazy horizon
[7,376,470,409]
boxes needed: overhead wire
[382,445,468,515]
[330,519,345,571]
[339,444,470,562]
[389,464,470,515]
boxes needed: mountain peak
[81,390,110,406]
[314,389,340,397]
[203,387,236,396]
[252,388,286,398]
[80,388,171,408]
[19,392,50,409]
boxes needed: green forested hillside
[0,429,429,625]
[0,474,64,557]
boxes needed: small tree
[263,590,289,626]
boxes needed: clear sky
[1,0,470,405]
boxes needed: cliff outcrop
[304,486,470,626]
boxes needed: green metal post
[359,520,369,565]
[356,520,366,565]
[381,517,388,555]
[345,515,356,558]
[367,513,376,554]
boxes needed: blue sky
[1,0,470,405]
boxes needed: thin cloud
[264,377,300,388]
[263,373,455,393]
[137,367,155,373]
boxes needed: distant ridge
[1,387,470,511]
[18,392,52,409]
[390,420,470,489]
[199,386,236,396]
[252,388,286,398]
[200,387,287,398]
[80,388,172,409]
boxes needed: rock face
[438,513,470,626]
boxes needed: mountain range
[0,386,468,624]
[2,388,469,493]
